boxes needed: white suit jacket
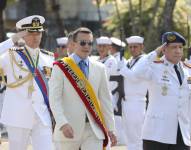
[49,56,115,142]
[123,56,191,146]
[0,48,54,129]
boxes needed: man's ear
[141,44,144,50]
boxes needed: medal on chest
[161,84,168,96]
[161,70,169,96]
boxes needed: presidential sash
[16,47,55,130]
[54,57,109,148]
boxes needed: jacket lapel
[88,59,95,85]
[166,63,180,85]
[180,62,189,85]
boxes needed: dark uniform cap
[162,31,186,46]
[16,15,45,32]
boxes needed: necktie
[79,60,87,78]
[79,60,89,122]
[174,64,182,85]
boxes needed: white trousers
[114,115,126,145]
[54,123,103,150]
[122,100,146,150]
[6,113,53,150]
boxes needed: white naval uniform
[120,54,148,150]
[0,38,15,140]
[97,55,118,91]
[0,46,54,150]
[119,51,158,150]
[121,55,191,146]
[98,55,118,149]
[112,52,127,145]
[0,38,18,116]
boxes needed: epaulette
[40,49,54,57]
[183,62,191,69]
[9,47,24,51]
[10,46,24,51]
[153,60,164,64]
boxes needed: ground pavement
[0,142,126,150]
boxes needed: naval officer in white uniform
[120,32,191,150]
[0,15,54,150]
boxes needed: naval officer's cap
[96,36,112,45]
[110,37,126,47]
[56,37,68,47]
[162,31,186,46]
[16,15,45,32]
[126,36,144,44]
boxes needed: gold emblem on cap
[32,20,40,28]
[167,34,176,42]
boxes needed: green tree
[104,0,191,53]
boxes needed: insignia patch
[32,17,40,28]
[167,34,176,42]
[161,85,168,96]
[153,60,164,63]
[43,66,52,78]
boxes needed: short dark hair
[72,27,92,42]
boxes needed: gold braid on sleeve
[0,50,33,88]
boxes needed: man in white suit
[49,27,116,150]
[0,15,54,150]
[120,31,191,150]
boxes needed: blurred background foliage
[103,0,191,53]
[0,0,191,58]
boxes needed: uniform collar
[25,45,40,58]
[163,56,181,69]
[112,52,120,58]
[71,53,89,66]
[98,55,110,63]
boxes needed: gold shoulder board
[40,49,54,57]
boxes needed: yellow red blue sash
[54,57,109,148]
[16,48,49,108]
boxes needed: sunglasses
[78,40,93,46]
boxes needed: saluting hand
[155,42,167,56]
[60,123,74,139]
[11,31,28,44]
